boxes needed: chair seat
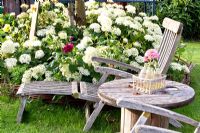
[17,81,73,96]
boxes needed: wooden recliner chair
[83,17,183,131]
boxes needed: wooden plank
[83,101,105,132]
[29,1,39,40]
[130,112,151,133]
[92,57,141,72]
[95,66,133,79]
[17,96,27,123]
[80,82,87,94]
[117,99,200,127]
[134,125,180,133]
[72,81,79,98]
[162,17,183,34]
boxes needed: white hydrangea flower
[19,54,31,64]
[31,64,46,79]
[4,58,17,70]
[124,48,139,57]
[77,36,93,50]
[22,69,32,83]
[150,15,159,21]
[85,0,99,9]
[55,3,65,8]
[135,56,144,63]
[59,64,72,81]
[123,38,128,43]
[35,50,45,59]
[112,27,121,36]
[46,26,56,35]
[113,9,126,17]
[125,5,136,14]
[170,62,183,71]
[139,12,147,17]
[33,40,42,47]
[133,41,141,47]
[182,65,190,74]
[0,40,16,54]
[144,34,154,42]
[58,31,67,39]
[130,61,141,69]
[78,67,90,76]
[37,29,47,37]
[134,16,143,22]
[23,40,33,48]
[83,47,99,66]
[89,23,101,33]
[97,15,112,32]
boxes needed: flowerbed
[0,1,190,86]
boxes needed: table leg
[151,114,169,128]
[120,108,142,133]
[120,109,169,133]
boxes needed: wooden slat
[29,1,39,40]
[130,112,151,133]
[162,17,183,34]
[80,82,87,94]
[117,99,200,127]
[92,57,141,72]
[72,81,79,98]
[135,125,180,133]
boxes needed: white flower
[31,64,46,79]
[170,62,183,71]
[123,38,128,43]
[144,34,154,42]
[83,47,99,66]
[135,56,144,63]
[134,16,143,22]
[22,69,32,83]
[19,54,31,64]
[112,27,121,36]
[182,65,190,73]
[55,3,65,8]
[97,15,112,32]
[59,64,72,81]
[58,31,67,39]
[125,5,136,14]
[37,29,47,37]
[14,43,19,47]
[23,40,33,48]
[130,61,141,69]
[4,58,17,70]
[133,41,141,47]
[46,26,55,35]
[3,24,11,33]
[89,23,101,33]
[124,48,139,57]
[35,50,45,59]
[0,40,16,54]
[78,67,90,76]
[77,36,93,50]
[33,40,42,47]
[150,15,159,21]
[139,12,147,17]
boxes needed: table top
[98,78,195,108]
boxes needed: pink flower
[144,56,149,62]
[62,43,74,53]
[144,49,159,61]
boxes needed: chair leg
[17,96,27,123]
[85,101,92,121]
[83,101,105,132]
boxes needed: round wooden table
[98,78,195,133]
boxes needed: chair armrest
[92,57,141,72]
[135,125,180,133]
[117,98,200,127]
[95,66,133,78]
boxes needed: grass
[0,41,200,133]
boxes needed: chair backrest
[158,17,183,74]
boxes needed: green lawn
[0,42,200,133]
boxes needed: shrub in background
[157,0,200,40]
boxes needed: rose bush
[0,1,190,85]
